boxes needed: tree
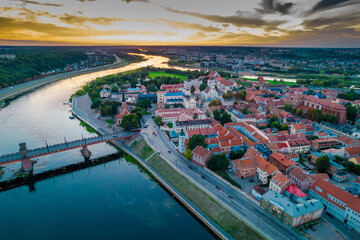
[271,121,281,129]
[220,112,232,125]
[199,83,207,91]
[165,104,170,109]
[208,99,222,107]
[295,109,303,117]
[269,115,279,125]
[207,154,230,171]
[323,113,337,124]
[136,99,152,109]
[132,107,143,119]
[111,86,119,93]
[188,134,208,150]
[343,161,355,171]
[190,85,196,94]
[310,135,319,140]
[227,91,234,99]
[233,101,238,105]
[230,149,245,160]
[280,124,288,131]
[155,116,164,126]
[283,103,293,112]
[193,113,199,119]
[213,109,221,121]
[184,149,192,160]
[316,155,330,173]
[334,156,344,163]
[346,105,357,122]
[120,114,140,131]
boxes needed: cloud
[163,7,287,30]
[301,11,360,29]
[157,18,221,32]
[58,14,124,26]
[256,0,294,15]
[308,0,358,14]
[11,0,63,7]
[122,0,149,3]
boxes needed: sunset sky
[0,0,359,47]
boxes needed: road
[141,112,306,240]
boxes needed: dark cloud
[302,11,360,29]
[256,0,294,15]
[12,0,63,7]
[164,7,286,30]
[309,0,358,14]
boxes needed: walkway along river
[0,54,214,240]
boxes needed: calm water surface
[0,55,213,239]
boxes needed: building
[191,146,213,167]
[349,156,360,165]
[309,178,360,232]
[155,108,206,123]
[269,172,291,194]
[252,185,267,201]
[116,92,131,125]
[268,152,298,175]
[286,138,310,154]
[288,166,314,190]
[311,138,341,151]
[290,123,306,134]
[174,119,212,134]
[344,147,360,159]
[351,177,360,196]
[232,147,263,178]
[257,159,279,184]
[100,89,111,98]
[284,183,307,201]
[332,171,351,182]
[261,191,324,227]
[178,129,186,154]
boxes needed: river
[0,54,213,239]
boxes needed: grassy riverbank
[130,139,264,240]
[0,57,131,102]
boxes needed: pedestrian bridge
[0,131,137,171]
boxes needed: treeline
[116,53,144,63]
[0,51,87,88]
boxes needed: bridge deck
[0,132,134,166]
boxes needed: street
[141,112,306,240]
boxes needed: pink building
[191,146,213,167]
[288,166,314,190]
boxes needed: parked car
[309,226,316,231]
[188,165,193,170]
[344,223,353,231]
[228,195,234,199]
[168,150,171,153]
[201,175,206,179]
[326,212,334,218]
[157,150,160,155]
[215,185,221,190]
[302,228,310,234]
[152,131,157,136]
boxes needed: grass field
[148,71,188,80]
[130,139,263,240]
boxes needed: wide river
[0,54,214,239]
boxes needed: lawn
[148,71,188,80]
[131,139,263,240]
[106,119,114,125]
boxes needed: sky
[0,0,359,47]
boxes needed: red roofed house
[269,172,291,193]
[290,123,306,134]
[191,146,213,167]
[309,178,360,231]
[284,183,307,201]
[344,147,360,159]
[116,92,131,125]
[231,147,262,178]
[268,152,298,175]
[288,166,314,190]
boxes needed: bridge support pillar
[21,158,33,172]
[81,146,91,161]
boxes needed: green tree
[188,134,208,150]
[155,116,164,126]
[295,109,303,117]
[346,105,358,122]
[165,104,170,109]
[190,85,196,93]
[316,155,330,173]
[184,149,192,160]
[136,99,152,109]
[220,112,232,125]
[75,89,86,96]
[269,115,279,125]
[310,135,319,140]
[227,91,234,99]
[280,124,288,131]
[207,154,230,171]
[208,99,222,107]
[283,103,293,112]
[230,149,245,160]
[271,121,281,129]
[193,113,199,119]
[343,161,355,171]
[111,86,119,93]
[213,109,221,121]
[199,83,207,91]
[120,114,140,131]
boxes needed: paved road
[141,113,306,240]
[323,214,359,240]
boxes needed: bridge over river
[0,131,137,171]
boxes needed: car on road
[309,226,316,231]
[152,131,157,136]
[215,185,221,190]
[188,165,193,170]
[168,150,171,153]
[157,150,160,155]
[228,195,234,199]
[326,212,334,218]
[201,175,206,179]
[344,223,353,231]
[302,228,310,234]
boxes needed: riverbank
[0,55,133,102]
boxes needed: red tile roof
[285,183,307,198]
[271,172,290,188]
[289,166,312,182]
[345,147,360,157]
[303,95,346,110]
[192,146,212,159]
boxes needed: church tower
[178,129,186,154]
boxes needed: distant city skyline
[0,0,359,47]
